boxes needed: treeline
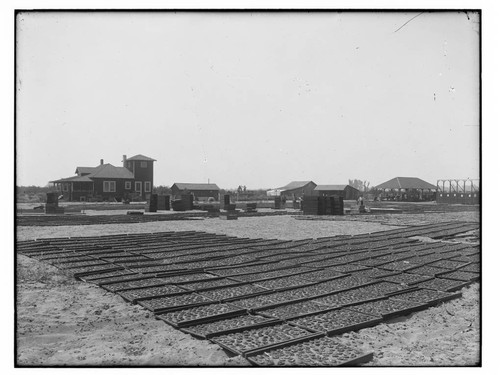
[16,185,55,203]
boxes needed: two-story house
[50,154,156,202]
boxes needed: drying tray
[156,305,247,328]
[137,295,214,314]
[72,265,124,277]
[287,308,383,337]
[390,288,463,307]
[345,296,429,320]
[179,278,249,292]
[245,343,373,367]
[413,278,473,293]
[101,277,169,293]
[117,285,191,303]
[181,317,282,340]
[211,331,323,357]
[436,270,480,282]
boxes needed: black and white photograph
[11,3,492,369]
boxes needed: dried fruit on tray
[102,277,166,292]
[156,303,244,326]
[436,270,480,282]
[118,284,188,302]
[287,307,381,335]
[381,273,433,285]
[255,300,334,320]
[196,284,268,301]
[346,297,425,318]
[138,293,213,312]
[181,278,241,291]
[211,323,313,355]
[182,314,276,338]
[253,274,315,291]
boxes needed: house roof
[126,154,156,161]
[50,175,93,183]
[314,184,354,191]
[278,181,317,191]
[87,164,135,179]
[75,166,98,175]
[374,177,437,190]
[172,183,220,191]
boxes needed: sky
[16,11,480,190]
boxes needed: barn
[374,177,437,202]
[277,181,317,199]
[314,185,361,200]
[170,183,220,201]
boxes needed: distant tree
[349,179,370,193]
[153,185,172,195]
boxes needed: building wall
[128,160,154,199]
[92,178,135,201]
[345,186,361,200]
[313,187,360,200]
[171,186,219,200]
[315,189,344,198]
[436,192,479,205]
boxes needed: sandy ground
[16,212,480,367]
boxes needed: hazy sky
[16,11,480,189]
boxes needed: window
[62,184,69,192]
[144,181,151,193]
[140,161,147,168]
[125,181,131,190]
[103,181,116,192]
[135,181,142,193]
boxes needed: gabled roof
[87,164,135,179]
[75,166,98,175]
[315,184,355,191]
[278,181,317,190]
[172,183,220,191]
[375,177,437,190]
[126,154,156,161]
[50,175,93,183]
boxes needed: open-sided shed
[374,177,436,201]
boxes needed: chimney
[100,159,104,165]
[123,155,127,167]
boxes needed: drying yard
[16,205,480,367]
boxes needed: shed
[374,177,437,202]
[314,185,360,200]
[278,181,317,199]
[171,183,220,201]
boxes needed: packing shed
[170,183,220,201]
